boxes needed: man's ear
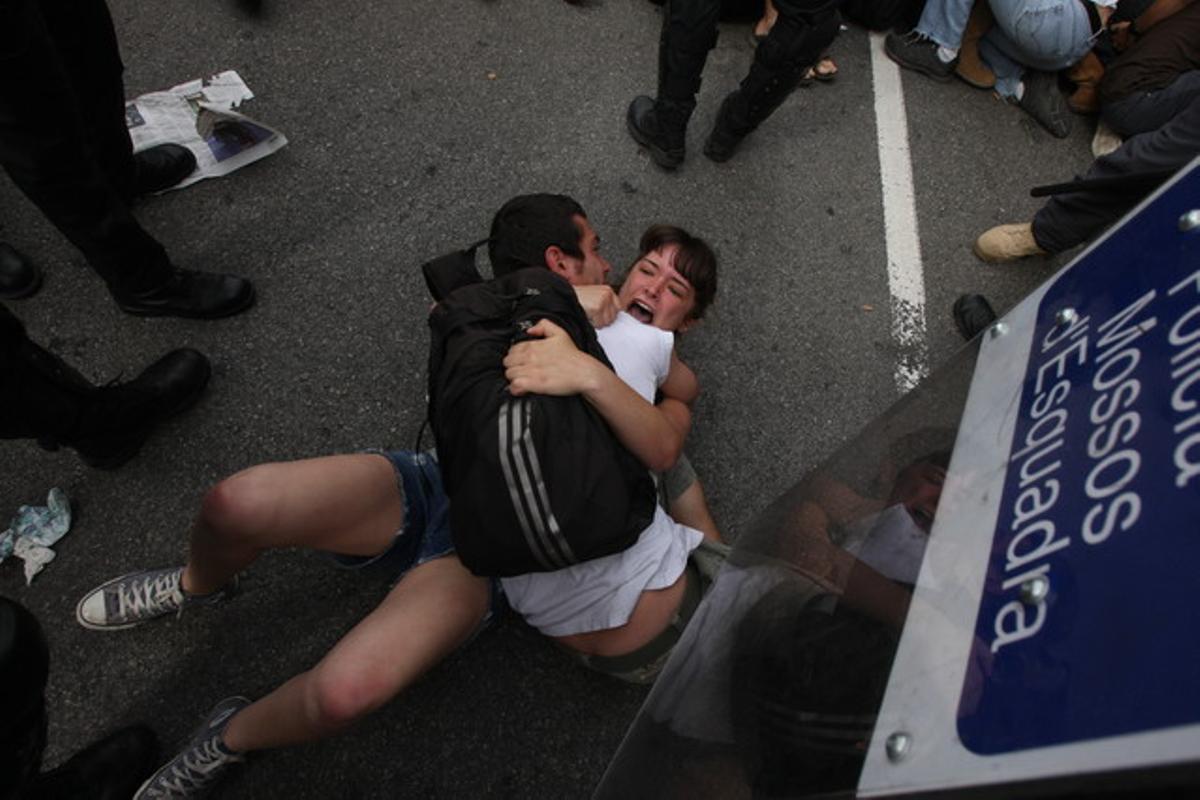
[544,245,574,278]
[677,316,699,334]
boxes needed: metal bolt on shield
[886,732,912,763]
[1020,575,1050,605]
[1055,308,1078,328]
[1179,210,1200,232]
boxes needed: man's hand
[504,319,602,396]
[504,319,687,472]
[573,285,621,328]
[1109,20,1134,51]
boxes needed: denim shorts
[330,449,504,621]
[328,450,452,573]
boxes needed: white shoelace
[117,570,183,620]
[146,736,242,798]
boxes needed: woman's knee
[306,662,395,732]
[199,466,283,539]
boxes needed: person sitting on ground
[885,0,1118,138]
[973,2,1198,263]
[1097,0,1199,137]
[74,195,721,799]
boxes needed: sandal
[799,56,838,87]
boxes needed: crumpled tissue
[0,488,72,585]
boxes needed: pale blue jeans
[916,0,1096,98]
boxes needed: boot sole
[626,110,683,170]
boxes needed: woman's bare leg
[182,453,403,595]
[221,555,490,751]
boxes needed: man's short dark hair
[488,194,587,277]
[637,224,718,321]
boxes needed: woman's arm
[660,349,699,406]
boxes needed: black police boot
[0,242,43,300]
[113,268,256,319]
[703,62,806,163]
[4,333,212,469]
[626,96,693,170]
[28,725,160,800]
[132,143,198,197]
[55,348,213,469]
[626,0,716,169]
[703,93,754,163]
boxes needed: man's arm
[504,319,688,472]
[1134,0,1194,33]
[573,285,621,328]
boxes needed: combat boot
[3,331,211,469]
[626,96,693,169]
[50,349,212,469]
[703,70,796,163]
[626,0,717,169]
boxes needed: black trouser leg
[1033,93,1200,254]
[658,0,721,111]
[0,303,90,441]
[0,0,170,294]
[38,0,136,197]
[719,0,840,135]
[0,596,51,800]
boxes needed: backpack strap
[421,237,490,302]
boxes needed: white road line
[869,31,929,393]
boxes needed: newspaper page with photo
[125,70,287,190]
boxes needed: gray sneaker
[1018,70,1072,138]
[134,697,249,799]
[884,31,955,82]
[76,567,228,630]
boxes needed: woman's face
[617,244,697,332]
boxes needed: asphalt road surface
[1,0,1100,796]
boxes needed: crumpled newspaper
[0,488,72,585]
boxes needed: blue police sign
[957,172,1200,754]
